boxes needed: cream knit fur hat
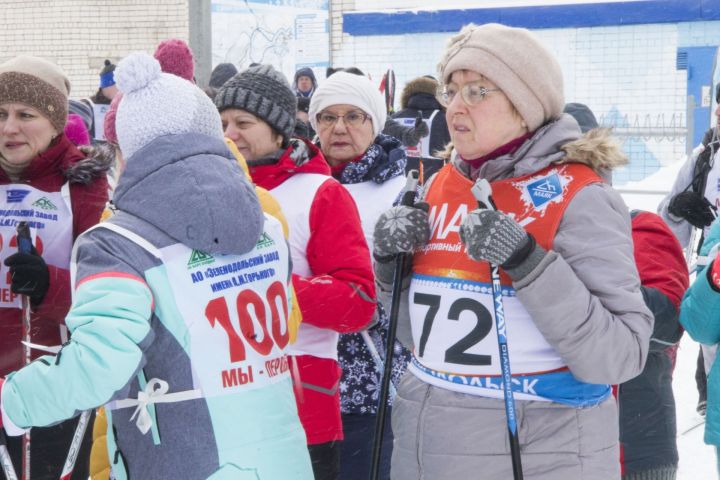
[438,23,564,132]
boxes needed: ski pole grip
[471,179,497,211]
[16,222,32,255]
[400,170,419,207]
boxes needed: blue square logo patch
[526,174,562,208]
[6,189,30,203]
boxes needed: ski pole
[471,179,524,480]
[360,330,397,400]
[15,222,32,480]
[0,430,18,480]
[369,170,419,480]
[384,68,395,114]
[58,410,91,480]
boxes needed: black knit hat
[296,96,310,114]
[214,64,297,141]
[209,62,238,89]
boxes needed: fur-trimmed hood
[558,126,627,182]
[453,114,627,182]
[66,142,114,185]
[400,76,439,110]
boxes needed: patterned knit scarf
[335,133,407,185]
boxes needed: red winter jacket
[0,134,109,376]
[249,139,376,444]
[631,211,688,310]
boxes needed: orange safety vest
[408,162,610,406]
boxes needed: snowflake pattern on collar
[338,134,407,185]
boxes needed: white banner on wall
[211,0,329,83]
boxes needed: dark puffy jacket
[618,211,689,478]
[391,76,450,158]
[391,78,450,179]
[391,96,449,156]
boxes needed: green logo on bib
[255,232,275,249]
[187,249,214,269]
[32,197,57,210]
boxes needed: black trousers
[3,412,93,480]
[339,412,393,480]
[697,346,708,404]
[308,440,341,480]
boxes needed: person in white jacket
[658,87,720,417]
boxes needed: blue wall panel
[344,0,720,36]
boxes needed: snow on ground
[675,334,716,479]
[617,155,684,213]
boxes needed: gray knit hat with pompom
[214,65,297,141]
[114,52,224,160]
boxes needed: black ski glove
[4,246,50,306]
[668,191,716,229]
[402,113,430,147]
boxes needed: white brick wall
[0,0,189,99]
[329,0,354,65]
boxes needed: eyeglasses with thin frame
[437,81,501,107]
[316,110,370,129]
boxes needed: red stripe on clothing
[76,272,154,310]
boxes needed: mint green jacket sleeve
[2,274,153,429]
[680,263,720,345]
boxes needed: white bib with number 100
[161,215,292,399]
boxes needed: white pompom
[115,52,162,94]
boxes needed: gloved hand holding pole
[369,170,419,480]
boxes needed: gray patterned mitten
[460,209,542,275]
[374,204,431,258]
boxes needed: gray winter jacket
[380,115,653,479]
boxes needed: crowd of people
[0,22,716,480]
